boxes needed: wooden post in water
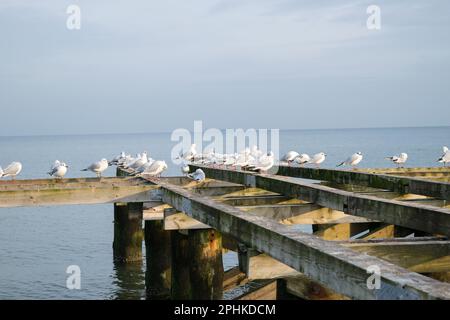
[170,230,191,299]
[237,243,258,275]
[188,228,224,300]
[113,167,144,262]
[145,209,172,300]
[171,227,224,299]
[113,202,144,262]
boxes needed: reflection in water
[110,259,146,300]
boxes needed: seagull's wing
[51,160,61,170]
[89,161,102,171]
[143,161,163,175]
[337,156,349,167]
[48,167,58,176]
[4,162,19,174]
[310,154,319,163]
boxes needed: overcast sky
[0,0,449,136]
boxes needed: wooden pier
[1,166,449,300]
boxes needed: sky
[0,0,449,136]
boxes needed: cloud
[0,0,449,135]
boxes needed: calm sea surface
[0,127,449,299]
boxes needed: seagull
[308,152,327,168]
[385,153,408,168]
[281,151,300,166]
[178,144,197,162]
[438,146,450,166]
[127,152,149,170]
[134,159,155,174]
[109,151,126,166]
[121,154,137,168]
[49,160,61,173]
[81,159,109,177]
[188,168,206,182]
[48,160,69,178]
[247,151,275,173]
[337,152,363,169]
[1,162,23,179]
[181,163,190,175]
[223,154,237,167]
[295,154,310,167]
[250,145,263,159]
[234,151,252,168]
[137,160,168,178]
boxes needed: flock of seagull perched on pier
[0,145,449,180]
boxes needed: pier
[1,166,449,300]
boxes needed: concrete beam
[276,166,450,201]
[0,177,160,208]
[343,240,450,273]
[157,178,450,300]
[164,210,211,230]
[192,166,450,237]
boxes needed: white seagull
[248,151,275,173]
[81,158,109,177]
[308,152,327,168]
[438,146,450,166]
[281,151,300,166]
[127,152,149,170]
[337,152,363,169]
[109,151,126,166]
[137,160,168,178]
[181,163,190,175]
[250,145,263,159]
[48,160,69,178]
[188,168,206,182]
[385,153,408,168]
[134,159,155,174]
[178,144,197,162]
[1,162,22,179]
[234,151,252,168]
[295,154,311,166]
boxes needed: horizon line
[0,124,449,139]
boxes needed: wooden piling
[170,230,192,299]
[171,228,224,299]
[188,228,224,300]
[113,202,144,262]
[145,217,172,300]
